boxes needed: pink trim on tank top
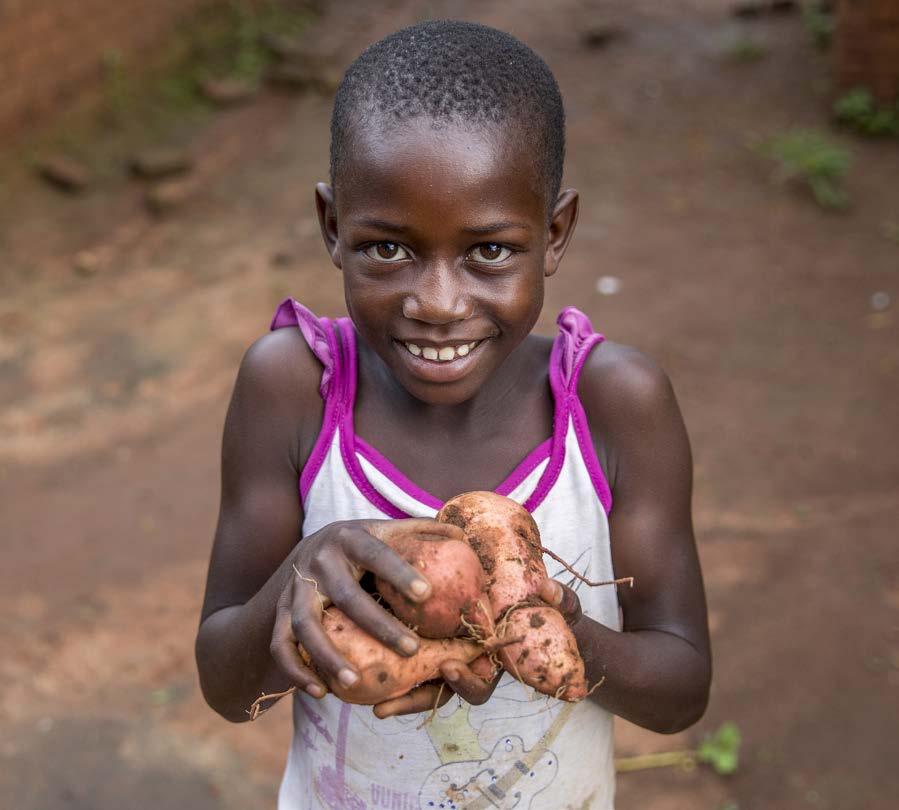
[271,299,613,516]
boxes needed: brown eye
[364,242,409,262]
[377,243,399,259]
[471,244,511,264]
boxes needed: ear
[315,182,342,269]
[544,188,579,278]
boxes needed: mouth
[400,339,484,362]
[391,338,489,382]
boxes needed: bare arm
[195,328,322,721]
[195,328,443,722]
[567,342,711,733]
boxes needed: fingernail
[398,636,418,655]
[444,668,459,682]
[338,668,359,688]
[549,582,563,606]
[306,683,325,698]
[410,579,429,597]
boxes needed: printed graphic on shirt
[314,702,366,809]
[419,734,558,809]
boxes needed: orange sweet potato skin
[437,491,589,702]
[500,607,587,700]
[375,536,492,639]
[304,609,483,704]
[437,492,546,615]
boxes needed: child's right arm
[194,330,433,722]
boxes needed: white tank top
[270,299,621,810]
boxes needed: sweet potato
[437,491,589,701]
[375,534,493,638]
[304,608,484,704]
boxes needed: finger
[539,578,563,607]
[328,569,420,657]
[440,659,500,705]
[373,682,453,719]
[291,576,360,690]
[539,578,582,624]
[370,517,467,544]
[557,581,583,625]
[270,590,327,698]
[344,525,433,602]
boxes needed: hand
[539,578,583,626]
[269,518,463,699]
[372,656,503,718]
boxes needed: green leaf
[698,722,742,775]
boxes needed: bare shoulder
[230,326,326,470]
[577,340,678,423]
[576,341,687,487]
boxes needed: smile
[402,340,482,362]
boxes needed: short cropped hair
[330,20,566,207]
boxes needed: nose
[402,260,473,324]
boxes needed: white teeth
[404,340,481,361]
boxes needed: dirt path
[1,2,897,808]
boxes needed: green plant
[100,48,132,125]
[803,1,834,49]
[759,130,851,210]
[192,0,312,84]
[615,722,742,775]
[698,722,742,775]
[833,89,899,137]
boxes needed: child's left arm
[551,341,711,733]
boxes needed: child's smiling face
[316,119,578,405]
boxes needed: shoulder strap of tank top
[548,307,613,514]
[269,298,349,502]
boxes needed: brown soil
[1,1,897,809]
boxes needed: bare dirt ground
[1,1,897,808]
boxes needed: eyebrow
[462,221,532,235]
[348,217,411,233]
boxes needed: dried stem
[538,547,634,589]
[585,675,606,698]
[615,750,697,773]
[247,686,297,721]
[293,564,331,615]
[416,682,446,730]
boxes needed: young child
[196,20,710,810]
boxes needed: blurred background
[0,1,896,808]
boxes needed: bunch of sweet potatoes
[307,491,590,705]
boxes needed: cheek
[496,272,544,333]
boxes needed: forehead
[335,120,546,227]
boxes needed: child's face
[317,119,578,406]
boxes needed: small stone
[731,1,766,17]
[270,250,296,268]
[129,148,192,179]
[870,291,891,312]
[596,276,622,296]
[36,155,91,193]
[732,0,797,16]
[581,24,626,50]
[769,0,798,14]
[200,77,258,106]
[72,250,101,277]
[144,177,199,215]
